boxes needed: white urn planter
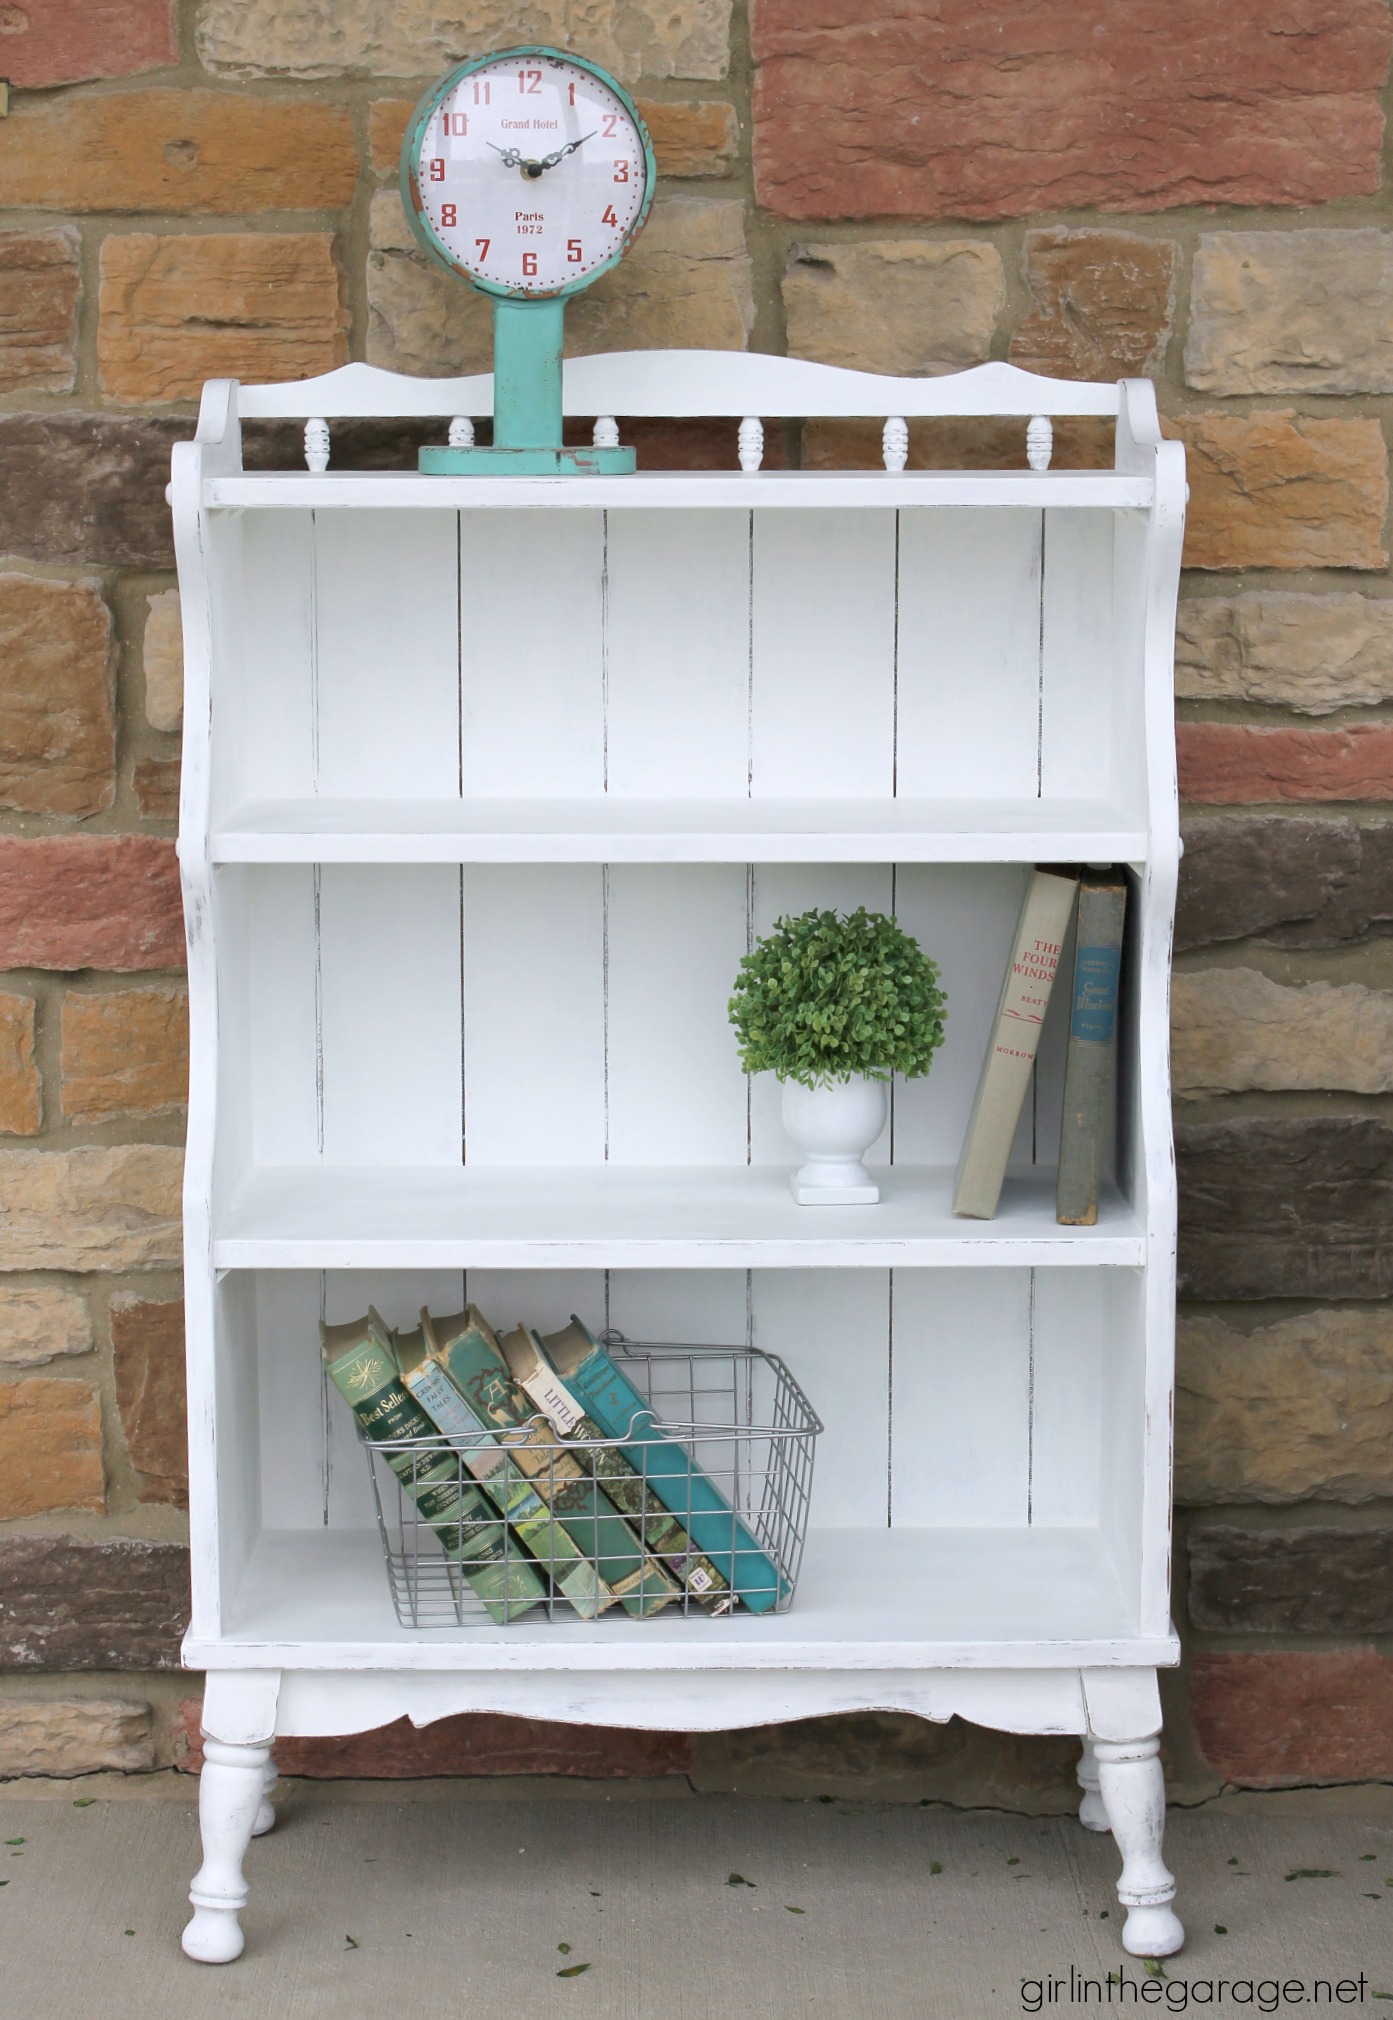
[782,1075,888,1205]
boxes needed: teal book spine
[561,1338,784,1614]
[1055,872,1127,1228]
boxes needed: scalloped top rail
[229,354,1126,423]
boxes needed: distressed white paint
[177,356,1184,1962]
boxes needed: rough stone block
[1190,1650,1393,1787]
[0,1288,92,1368]
[1,0,176,87]
[133,758,180,822]
[752,0,1391,220]
[99,231,349,405]
[197,0,733,82]
[783,240,1002,376]
[110,1296,187,1507]
[0,1696,154,1777]
[60,985,188,1122]
[1175,592,1393,714]
[0,1378,104,1519]
[1177,721,1393,804]
[0,1536,189,1669]
[0,1147,182,1272]
[0,837,184,972]
[1176,1117,1393,1301]
[1187,229,1393,396]
[1009,228,1176,380]
[0,994,39,1136]
[0,573,114,818]
[1172,968,1393,1096]
[1188,1525,1393,1634]
[141,588,183,733]
[1176,1306,1393,1505]
[1175,414,1388,572]
[1175,815,1393,952]
[0,415,182,569]
[0,91,357,215]
[0,227,81,394]
[174,1700,692,1777]
[369,191,752,376]
[371,94,737,178]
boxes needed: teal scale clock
[401,47,656,474]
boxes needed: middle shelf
[214,1163,1147,1269]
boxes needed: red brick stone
[1191,1649,1393,1787]
[173,1699,693,1778]
[0,0,176,88]
[0,837,183,973]
[1177,723,1393,805]
[752,0,1391,221]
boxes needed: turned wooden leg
[1076,1736,1110,1833]
[1093,1735,1185,1958]
[251,1750,277,1838]
[182,1736,271,1963]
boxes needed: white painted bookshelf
[173,354,1186,1962]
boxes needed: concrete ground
[1,1776,1390,2019]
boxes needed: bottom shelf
[191,1526,1176,1671]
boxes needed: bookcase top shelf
[205,469,1154,512]
[211,796,1150,866]
[213,1163,1147,1270]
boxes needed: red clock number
[601,204,618,227]
[613,158,630,182]
[471,79,491,104]
[444,112,468,136]
[428,158,445,181]
[518,67,541,93]
[440,203,457,227]
[475,238,490,260]
[567,238,583,264]
[602,113,620,138]
[568,81,576,105]
[522,251,538,276]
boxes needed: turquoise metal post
[492,297,564,451]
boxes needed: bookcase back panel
[225,859,1089,1182]
[246,1266,1132,1555]
[214,506,1134,817]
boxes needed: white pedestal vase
[782,1075,887,1204]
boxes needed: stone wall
[1,0,1390,1796]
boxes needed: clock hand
[539,130,597,170]
[486,140,525,169]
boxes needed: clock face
[403,50,653,299]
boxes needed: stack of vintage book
[323,1305,787,1624]
[953,866,1128,1225]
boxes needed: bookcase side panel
[213,1271,262,1622]
[318,864,463,1166]
[606,864,750,1164]
[605,510,750,797]
[1097,1268,1149,1612]
[459,509,605,796]
[1039,511,1116,803]
[213,510,316,818]
[749,509,897,798]
[752,1269,891,1529]
[1110,511,1154,824]
[889,863,1032,1168]
[894,510,1042,801]
[462,864,606,1165]
[889,1271,1032,1527]
[748,862,895,1167]
[313,510,460,801]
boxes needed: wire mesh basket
[359,1335,822,1627]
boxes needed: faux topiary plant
[728,907,947,1090]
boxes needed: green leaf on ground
[558,1943,572,1954]
[726,1872,756,1888]
[557,1962,591,1978]
[2,1840,22,1847]
[1144,1960,1166,1979]
[1285,1869,1339,1882]
[73,1799,95,1809]
[1226,1857,1238,1866]
[1006,1857,1020,1866]
[124,1929,134,1937]
[785,1906,804,1915]
[1363,1854,1377,1861]
[1214,1925,1227,1936]
[817,1795,835,1804]
[930,1861,942,1875]
[1365,1895,1383,1901]
[344,1935,358,1949]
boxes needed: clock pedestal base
[419,443,636,475]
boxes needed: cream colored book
[952,868,1079,1220]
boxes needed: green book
[503,1324,734,1615]
[395,1318,614,1620]
[1056,868,1127,1227]
[320,1309,545,1625]
[424,1305,678,1619]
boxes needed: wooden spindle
[882,416,909,473]
[738,416,764,472]
[303,418,330,473]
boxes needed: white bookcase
[172,352,1187,1963]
